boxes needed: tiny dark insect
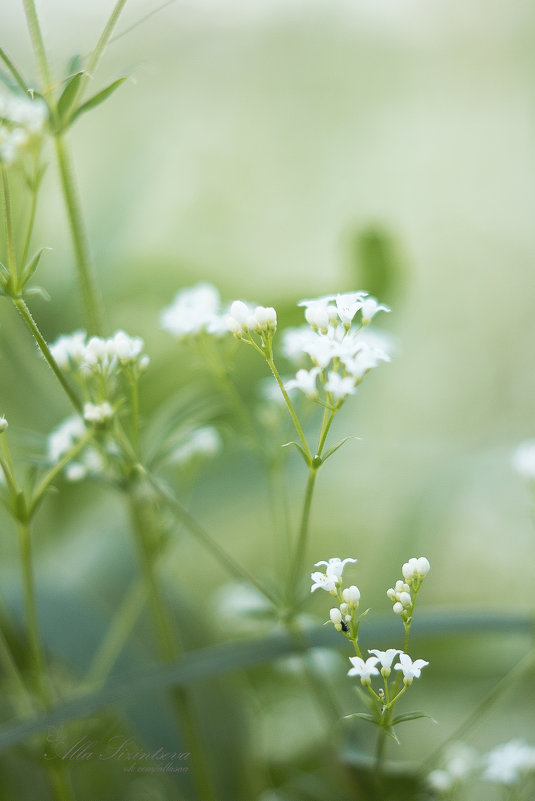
[341,620,349,633]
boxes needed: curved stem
[266,355,312,463]
[12,296,82,411]
[54,135,104,335]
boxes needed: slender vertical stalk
[265,355,312,463]
[287,466,318,603]
[129,490,218,801]
[54,135,103,334]
[1,166,18,280]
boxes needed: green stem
[86,0,129,78]
[266,355,312,463]
[0,46,28,92]
[54,135,103,335]
[287,466,318,604]
[22,0,52,88]
[12,296,82,411]
[317,407,336,457]
[141,468,280,607]
[20,160,41,269]
[1,166,17,280]
[84,580,147,687]
[29,430,94,516]
[129,489,217,801]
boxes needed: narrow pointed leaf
[344,712,379,725]
[281,440,309,463]
[0,48,27,92]
[66,54,82,75]
[390,711,437,726]
[57,71,86,122]
[21,247,51,287]
[24,286,51,302]
[322,435,360,463]
[384,726,400,744]
[70,77,127,124]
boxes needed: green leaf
[70,77,127,124]
[56,70,86,123]
[24,286,51,302]
[322,434,360,463]
[344,712,378,725]
[281,440,309,464]
[66,53,82,75]
[0,48,27,93]
[21,247,51,288]
[383,726,400,744]
[390,711,437,726]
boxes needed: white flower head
[394,652,429,684]
[284,367,321,398]
[0,416,7,433]
[310,571,338,593]
[360,298,391,324]
[342,585,360,606]
[49,331,87,370]
[347,655,380,684]
[83,402,113,425]
[368,648,401,676]
[324,372,356,401]
[402,556,431,583]
[315,557,357,580]
[335,291,368,326]
[512,440,535,481]
[483,739,535,785]
[110,330,144,363]
[48,416,86,463]
[161,283,226,339]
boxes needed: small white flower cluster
[168,426,222,468]
[428,739,535,795]
[427,742,477,793]
[310,556,357,593]
[47,416,104,482]
[49,329,149,424]
[387,556,430,620]
[283,292,390,402]
[348,650,428,686]
[0,91,48,165]
[512,439,535,481]
[227,301,277,337]
[160,283,229,339]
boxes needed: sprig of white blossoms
[47,416,105,482]
[348,650,428,686]
[49,329,149,411]
[160,283,230,338]
[0,91,48,165]
[428,740,535,795]
[387,556,430,621]
[282,291,390,404]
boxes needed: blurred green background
[1,1,534,799]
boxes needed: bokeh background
[1,1,534,799]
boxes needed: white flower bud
[0,416,8,433]
[395,580,405,593]
[230,301,249,324]
[329,608,342,625]
[416,557,430,576]
[83,402,113,424]
[399,591,412,607]
[227,316,241,334]
[386,588,396,601]
[246,315,259,332]
[393,602,404,615]
[340,603,349,615]
[342,585,361,605]
[254,306,277,328]
[402,562,415,580]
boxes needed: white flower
[110,330,144,362]
[483,739,535,785]
[329,608,343,631]
[512,440,535,481]
[368,648,401,674]
[335,292,368,326]
[83,402,113,424]
[49,331,87,370]
[160,283,225,338]
[169,427,222,467]
[402,556,431,582]
[342,344,390,380]
[315,557,357,579]
[302,334,337,369]
[347,655,380,683]
[0,416,7,433]
[342,585,360,606]
[393,602,404,615]
[48,416,86,463]
[394,652,429,683]
[284,367,320,398]
[360,298,391,324]
[310,571,338,593]
[280,326,320,362]
[427,770,454,793]
[324,372,356,401]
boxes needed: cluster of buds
[310,557,368,646]
[227,301,277,337]
[387,556,430,621]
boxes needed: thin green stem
[1,166,18,280]
[20,161,41,269]
[128,374,140,455]
[12,296,82,411]
[266,355,312,463]
[141,467,280,607]
[86,0,129,78]
[317,407,336,457]
[54,135,103,335]
[0,47,28,92]
[287,466,318,604]
[22,0,52,88]
[84,580,147,687]
[29,429,94,515]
